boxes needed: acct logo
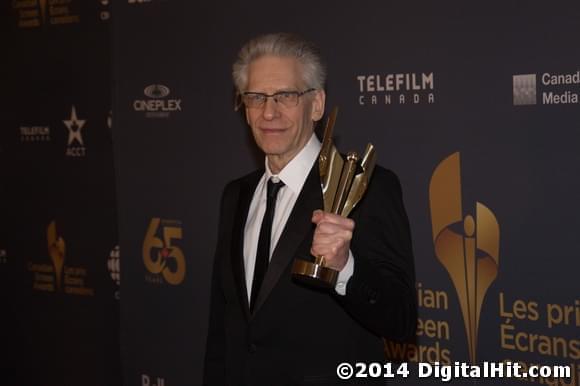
[513,71,580,106]
[133,84,182,118]
[429,152,500,363]
[142,218,186,285]
[63,105,87,157]
[356,72,435,106]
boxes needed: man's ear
[311,89,326,122]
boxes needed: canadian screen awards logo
[142,218,186,285]
[12,0,81,28]
[63,105,87,157]
[513,71,579,106]
[133,84,182,118]
[356,72,435,106]
[27,220,95,295]
[429,152,500,363]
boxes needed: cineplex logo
[513,71,580,106]
[357,72,435,106]
[133,84,182,118]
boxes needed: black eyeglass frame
[235,88,316,110]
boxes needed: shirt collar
[264,133,321,195]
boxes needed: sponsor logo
[513,71,580,106]
[99,0,110,21]
[107,245,120,300]
[12,0,80,28]
[133,84,182,118]
[429,152,500,363]
[142,374,165,386]
[357,72,435,106]
[0,249,7,264]
[63,105,87,157]
[28,221,95,296]
[142,218,186,285]
[20,125,50,142]
[107,109,112,130]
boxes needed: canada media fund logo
[513,71,580,106]
[142,218,186,285]
[429,152,500,363]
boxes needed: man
[204,33,416,386]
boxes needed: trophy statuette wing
[291,107,376,288]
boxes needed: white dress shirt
[243,133,354,300]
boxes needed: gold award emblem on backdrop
[291,107,376,287]
[429,152,500,363]
[143,217,186,285]
[47,221,66,290]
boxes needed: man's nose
[261,97,279,120]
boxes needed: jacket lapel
[252,163,322,316]
[230,171,262,321]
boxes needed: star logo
[63,106,86,146]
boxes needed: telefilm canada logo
[513,71,580,106]
[133,84,182,118]
[356,72,435,106]
[429,152,500,363]
[20,125,50,142]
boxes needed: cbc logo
[142,218,186,285]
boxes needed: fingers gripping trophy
[292,107,376,288]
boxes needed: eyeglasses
[236,88,316,110]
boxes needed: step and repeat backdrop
[3,1,120,386]
[4,1,579,386]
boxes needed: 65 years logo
[142,218,186,285]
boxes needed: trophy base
[291,258,338,288]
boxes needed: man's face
[244,55,325,168]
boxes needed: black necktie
[250,178,284,312]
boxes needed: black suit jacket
[204,162,416,386]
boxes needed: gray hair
[232,33,326,92]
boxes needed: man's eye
[249,94,265,102]
[277,92,295,100]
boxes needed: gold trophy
[291,107,376,288]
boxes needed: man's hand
[310,210,355,271]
